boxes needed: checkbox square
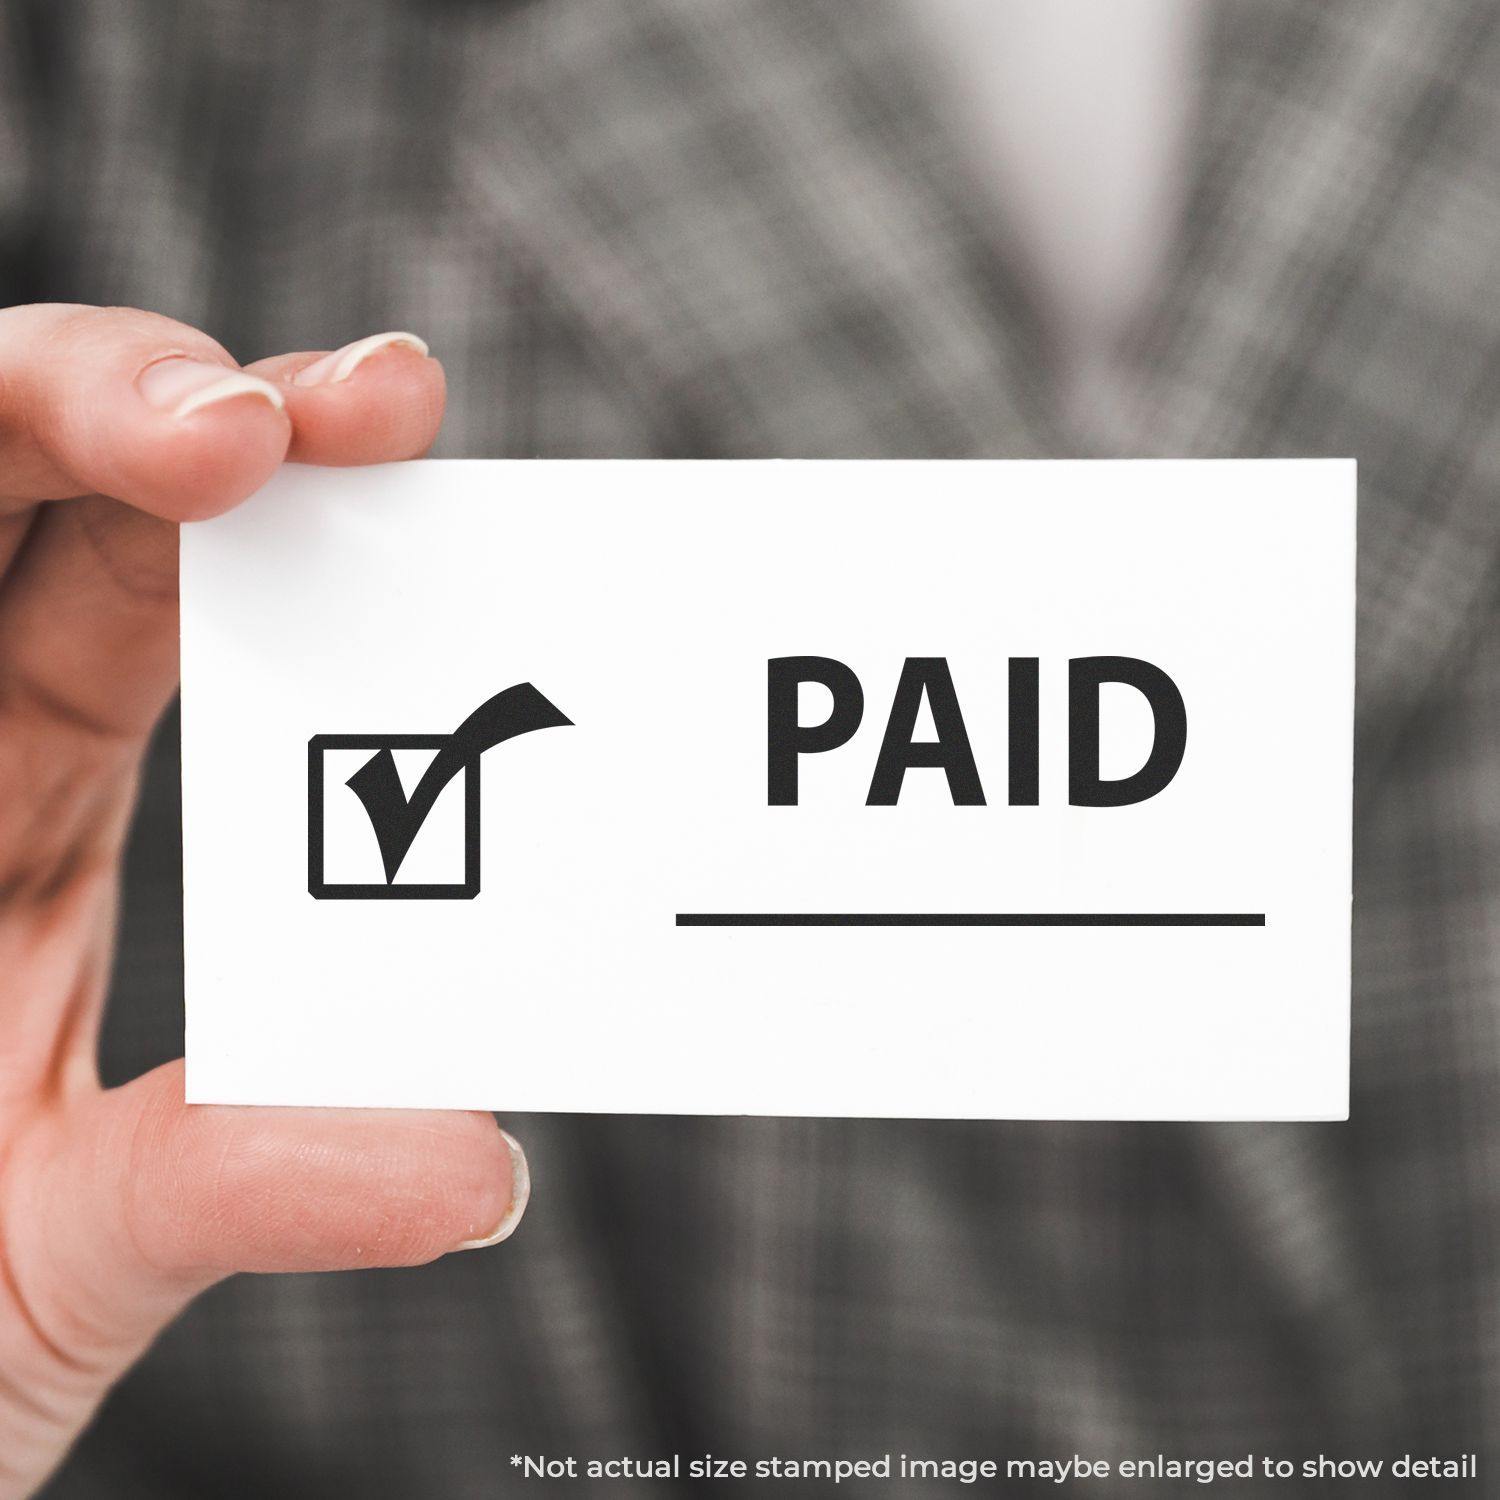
[307,733,481,899]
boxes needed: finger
[0,322,441,745]
[0,303,290,520]
[246,331,445,466]
[3,1061,526,1374]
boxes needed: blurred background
[6,0,1498,1492]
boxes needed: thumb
[0,1061,524,1483]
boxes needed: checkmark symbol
[344,684,572,884]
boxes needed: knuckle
[17,302,224,374]
[31,304,131,369]
[119,1072,203,1283]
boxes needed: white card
[180,459,1354,1119]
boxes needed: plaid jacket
[7,0,1498,1493]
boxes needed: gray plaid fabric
[3,0,1495,1492]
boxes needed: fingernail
[137,356,285,419]
[292,331,430,387]
[456,1129,530,1250]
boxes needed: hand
[0,306,526,1496]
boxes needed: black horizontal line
[675,913,1265,928]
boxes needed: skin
[0,304,521,1495]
